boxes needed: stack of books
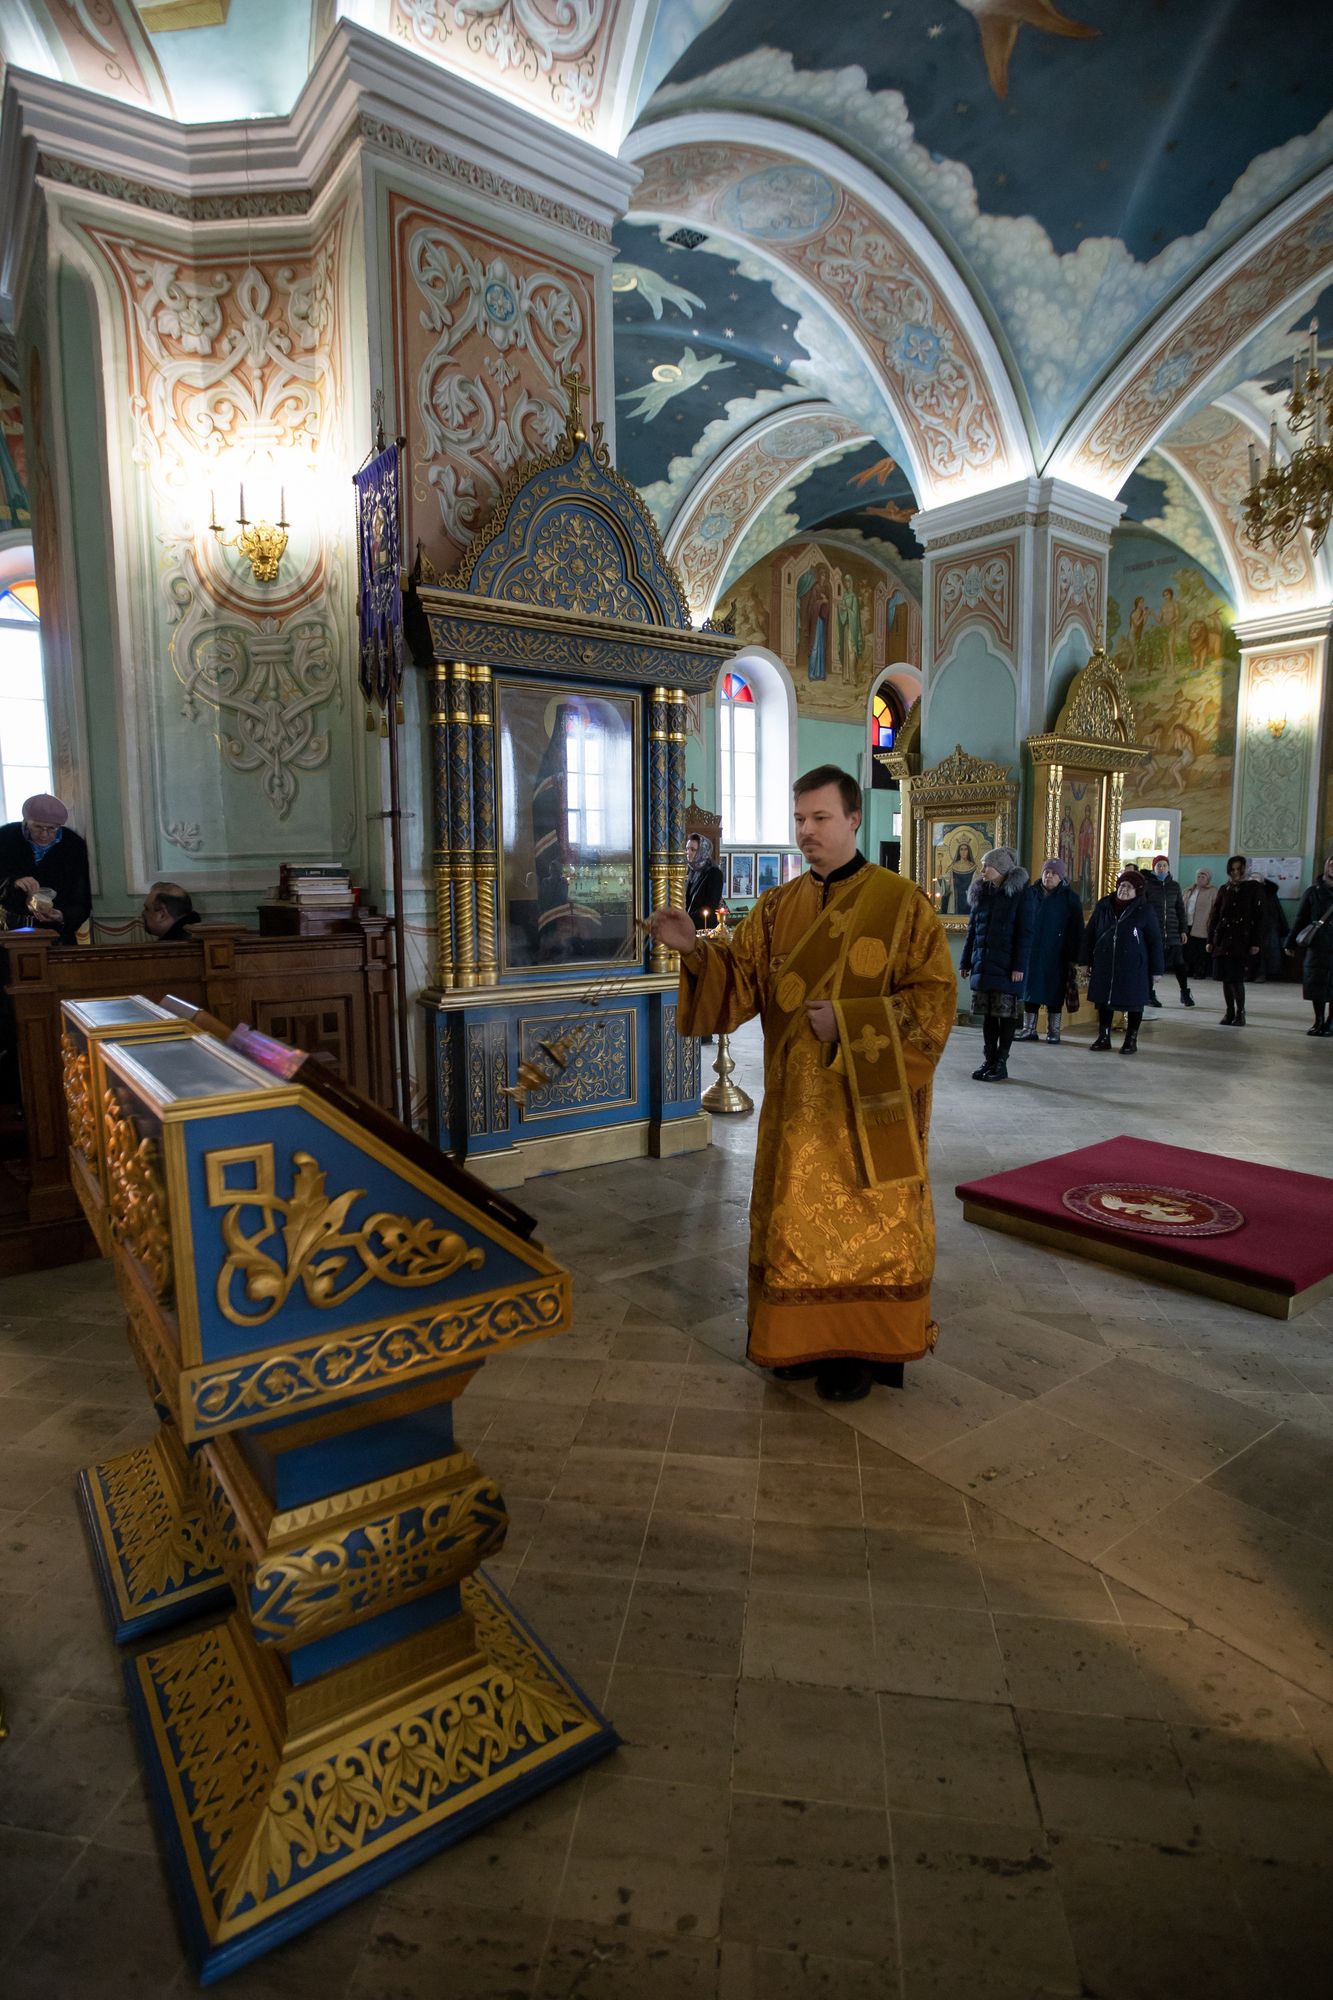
[278,864,358,912]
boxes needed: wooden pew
[0,916,394,1272]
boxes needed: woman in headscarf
[1183,869,1215,981]
[684,833,725,931]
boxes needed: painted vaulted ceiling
[2,0,1331,616]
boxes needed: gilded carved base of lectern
[128,1574,607,1977]
[77,1429,232,1642]
[64,999,615,1983]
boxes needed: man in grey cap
[0,792,92,944]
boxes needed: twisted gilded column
[649,687,671,973]
[449,662,478,990]
[469,664,500,986]
[430,663,455,989]
[667,688,688,919]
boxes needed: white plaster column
[913,477,1123,770]
[1231,604,1333,874]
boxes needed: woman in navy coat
[1079,869,1164,1055]
[1016,857,1084,1045]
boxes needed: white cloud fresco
[649,47,1333,449]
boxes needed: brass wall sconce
[209,482,289,584]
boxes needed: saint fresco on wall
[1106,532,1239,856]
[0,365,30,532]
[718,539,913,722]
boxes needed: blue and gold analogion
[64,996,231,1641]
[72,1017,615,1982]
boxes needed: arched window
[715,651,795,847]
[0,574,52,821]
[871,684,905,752]
[719,669,758,843]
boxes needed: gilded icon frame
[910,745,1017,933]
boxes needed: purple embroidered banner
[353,444,405,707]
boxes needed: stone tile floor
[1,979,1331,1995]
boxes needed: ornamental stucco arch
[665,402,871,620]
[621,114,1032,510]
[1050,166,1333,496]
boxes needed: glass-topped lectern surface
[66,997,175,1030]
[105,1035,282,1106]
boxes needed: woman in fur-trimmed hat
[959,846,1032,1081]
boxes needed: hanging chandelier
[1244,322,1333,553]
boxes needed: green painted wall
[925,631,1018,771]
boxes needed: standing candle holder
[698,909,754,1116]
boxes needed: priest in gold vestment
[650,767,955,1402]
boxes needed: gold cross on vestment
[851,1024,892,1063]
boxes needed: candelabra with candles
[697,908,754,1116]
[1244,319,1333,554]
[209,480,290,583]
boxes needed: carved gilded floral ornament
[208,1145,486,1327]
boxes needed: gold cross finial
[562,367,586,439]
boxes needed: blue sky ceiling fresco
[612,219,810,496]
[641,0,1333,447]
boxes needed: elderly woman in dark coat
[1287,852,1333,1035]
[960,846,1032,1081]
[1206,854,1266,1026]
[1080,869,1164,1054]
[1015,856,1084,1045]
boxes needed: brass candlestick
[697,910,754,1116]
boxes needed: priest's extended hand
[647,908,698,955]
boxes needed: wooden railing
[1,917,394,1259]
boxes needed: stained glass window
[720,670,758,843]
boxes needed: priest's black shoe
[1090,1031,1112,1050]
[772,1362,819,1381]
[816,1361,872,1402]
[870,1361,905,1389]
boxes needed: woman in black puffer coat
[1287,853,1333,1035]
[960,846,1032,1081]
[1080,869,1164,1054]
